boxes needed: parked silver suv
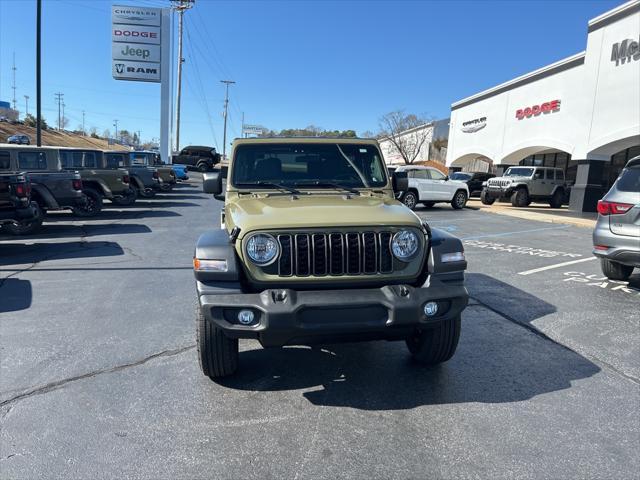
[482,166,568,208]
[592,156,640,281]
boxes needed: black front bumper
[483,186,513,199]
[199,276,468,348]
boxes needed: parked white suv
[395,165,469,210]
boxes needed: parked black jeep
[172,145,220,172]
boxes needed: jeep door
[427,168,453,200]
[539,169,556,196]
[528,169,545,196]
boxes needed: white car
[395,165,469,210]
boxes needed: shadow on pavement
[44,210,180,221]
[0,240,125,266]
[217,275,599,408]
[0,278,32,313]
[0,223,151,240]
[128,201,201,208]
[465,272,556,324]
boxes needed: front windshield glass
[504,167,534,177]
[231,143,387,188]
[450,172,471,181]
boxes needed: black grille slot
[312,234,327,276]
[278,235,293,276]
[273,230,396,277]
[346,233,361,274]
[379,232,393,273]
[329,233,344,275]
[362,232,377,273]
[295,234,310,276]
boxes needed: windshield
[504,167,534,177]
[231,143,387,189]
[450,172,471,181]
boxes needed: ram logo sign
[611,37,640,66]
[112,61,160,82]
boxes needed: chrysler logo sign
[461,117,487,133]
[611,37,640,66]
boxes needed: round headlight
[246,233,279,265]
[391,230,420,261]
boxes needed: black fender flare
[428,228,467,274]
[194,229,242,282]
[130,175,145,191]
[550,185,565,196]
[30,184,59,209]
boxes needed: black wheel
[510,188,529,207]
[4,201,44,235]
[139,186,156,198]
[403,191,419,210]
[111,187,137,206]
[451,190,467,210]
[600,259,633,281]
[423,202,435,208]
[406,315,461,365]
[197,162,209,173]
[72,188,103,217]
[549,189,563,208]
[197,304,238,379]
[480,190,495,205]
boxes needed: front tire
[549,189,564,208]
[72,188,103,217]
[451,190,467,210]
[480,190,495,205]
[510,188,529,207]
[402,191,418,210]
[197,162,209,173]
[4,202,44,235]
[406,315,461,365]
[600,259,634,281]
[197,304,238,379]
[111,187,137,206]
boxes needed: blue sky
[0,0,622,149]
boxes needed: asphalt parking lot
[1,176,638,479]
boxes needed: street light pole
[36,0,42,146]
[172,0,194,153]
[24,95,29,117]
[220,80,235,160]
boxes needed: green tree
[23,113,49,130]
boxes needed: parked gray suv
[482,166,568,208]
[592,156,640,281]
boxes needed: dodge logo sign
[516,100,560,120]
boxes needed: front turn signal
[193,258,228,272]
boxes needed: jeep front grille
[488,179,511,187]
[277,232,394,277]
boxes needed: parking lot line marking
[462,224,570,241]
[517,257,597,276]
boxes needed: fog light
[238,310,255,325]
[424,302,438,317]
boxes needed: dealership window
[544,153,556,167]
[604,146,640,189]
[555,153,568,173]
[18,151,47,170]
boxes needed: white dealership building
[446,0,640,211]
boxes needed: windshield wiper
[235,181,300,194]
[293,181,361,195]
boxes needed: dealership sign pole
[111,5,172,163]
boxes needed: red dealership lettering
[114,29,158,39]
[515,100,561,120]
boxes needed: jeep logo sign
[112,43,161,63]
[611,37,640,66]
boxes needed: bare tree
[378,110,432,164]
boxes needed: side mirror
[203,171,223,198]
[392,171,408,192]
[444,175,449,181]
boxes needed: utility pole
[24,95,29,117]
[113,119,119,142]
[242,112,245,138]
[11,53,17,110]
[54,92,64,130]
[82,110,85,135]
[221,80,235,160]
[36,0,42,145]
[137,130,141,147]
[61,102,65,130]
[172,0,194,153]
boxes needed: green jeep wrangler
[194,138,469,378]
